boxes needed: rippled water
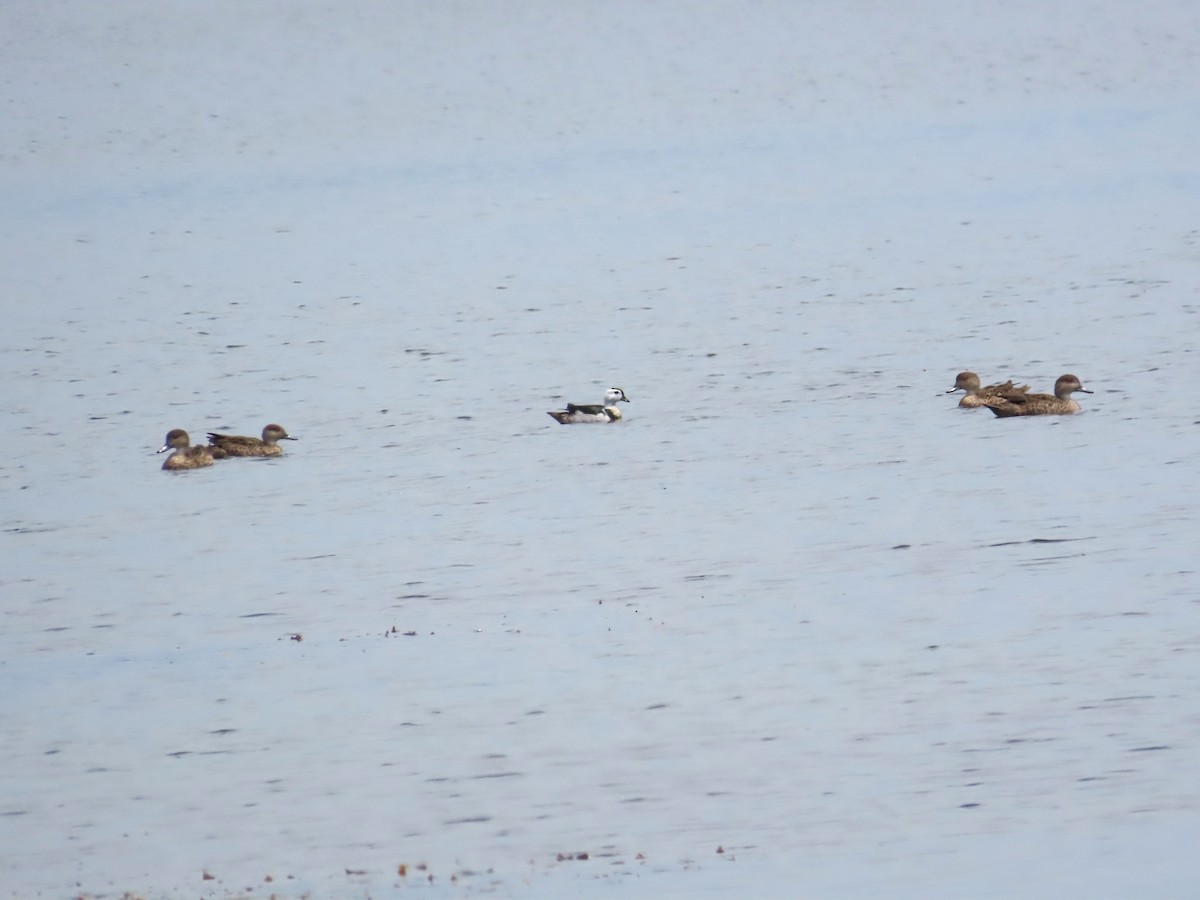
[3,2,1199,897]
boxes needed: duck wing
[979,380,1031,397]
[206,432,265,450]
[991,388,1048,406]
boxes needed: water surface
[2,2,1199,897]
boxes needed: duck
[988,374,1092,417]
[547,387,630,424]
[947,371,1030,408]
[206,423,298,457]
[157,429,216,470]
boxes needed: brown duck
[947,371,1030,408]
[157,429,216,470]
[988,375,1092,417]
[207,423,298,457]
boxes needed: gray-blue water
[2,2,1198,897]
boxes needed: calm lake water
[2,2,1199,897]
